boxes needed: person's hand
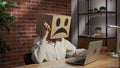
[75,49,87,57]
[43,21,51,40]
[44,21,51,32]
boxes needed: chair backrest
[24,53,34,65]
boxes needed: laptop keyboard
[74,58,85,63]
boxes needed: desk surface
[14,54,119,68]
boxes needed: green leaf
[11,1,17,7]
[1,1,8,7]
[0,37,10,55]
[0,0,17,55]
[0,4,5,11]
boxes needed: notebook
[66,40,103,65]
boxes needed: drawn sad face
[50,16,71,39]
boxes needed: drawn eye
[64,18,68,26]
[56,18,61,26]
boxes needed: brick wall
[0,0,71,68]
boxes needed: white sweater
[31,37,86,63]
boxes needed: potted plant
[99,6,107,12]
[0,0,17,56]
[88,9,94,13]
[95,27,102,34]
[94,8,99,13]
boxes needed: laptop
[66,40,103,65]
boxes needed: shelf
[77,0,117,47]
[79,34,116,39]
[79,11,116,16]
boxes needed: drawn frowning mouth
[53,28,67,36]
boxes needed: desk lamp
[107,25,120,58]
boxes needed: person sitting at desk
[31,21,87,63]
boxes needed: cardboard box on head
[36,13,71,39]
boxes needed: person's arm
[31,22,51,63]
[63,38,76,57]
[63,38,87,57]
[75,49,87,57]
[42,21,51,41]
[31,37,47,63]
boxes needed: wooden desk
[14,54,119,68]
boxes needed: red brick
[12,13,22,17]
[30,0,38,3]
[14,0,30,2]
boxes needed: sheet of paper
[40,64,74,68]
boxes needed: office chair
[24,53,34,65]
